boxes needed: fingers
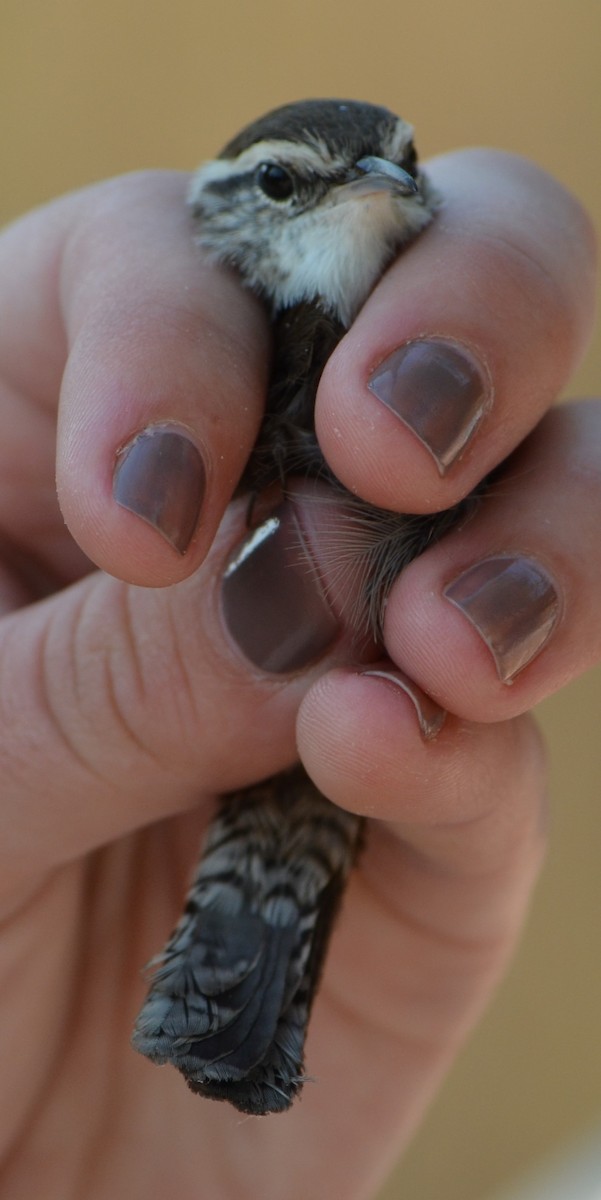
[381,399,601,718]
[0,173,269,587]
[0,161,596,904]
[316,150,597,513]
[3,155,593,590]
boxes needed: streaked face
[189,101,436,323]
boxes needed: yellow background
[2,2,600,1197]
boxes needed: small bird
[132,99,472,1115]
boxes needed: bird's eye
[256,162,295,201]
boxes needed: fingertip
[297,667,454,823]
[298,664,548,885]
[57,407,217,588]
[382,536,566,725]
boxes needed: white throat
[263,191,430,324]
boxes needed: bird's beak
[332,156,419,203]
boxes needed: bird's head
[189,99,438,325]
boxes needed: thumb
[0,494,344,895]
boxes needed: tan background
[2,1,600,1197]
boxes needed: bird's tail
[131,766,363,1115]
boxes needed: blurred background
[2,1,600,1196]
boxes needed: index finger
[0,172,269,588]
[316,149,597,512]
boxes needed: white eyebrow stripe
[231,138,348,172]
[192,139,351,187]
[188,116,417,211]
[192,121,415,190]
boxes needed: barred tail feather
[132,767,363,1115]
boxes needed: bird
[131,99,474,1115]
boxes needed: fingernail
[221,503,340,674]
[444,556,560,683]
[113,426,206,554]
[360,665,446,739]
[368,338,489,474]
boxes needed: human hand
[0,153,596,1200]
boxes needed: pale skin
[0,150,597,1199]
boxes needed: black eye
[256,162,295,201]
